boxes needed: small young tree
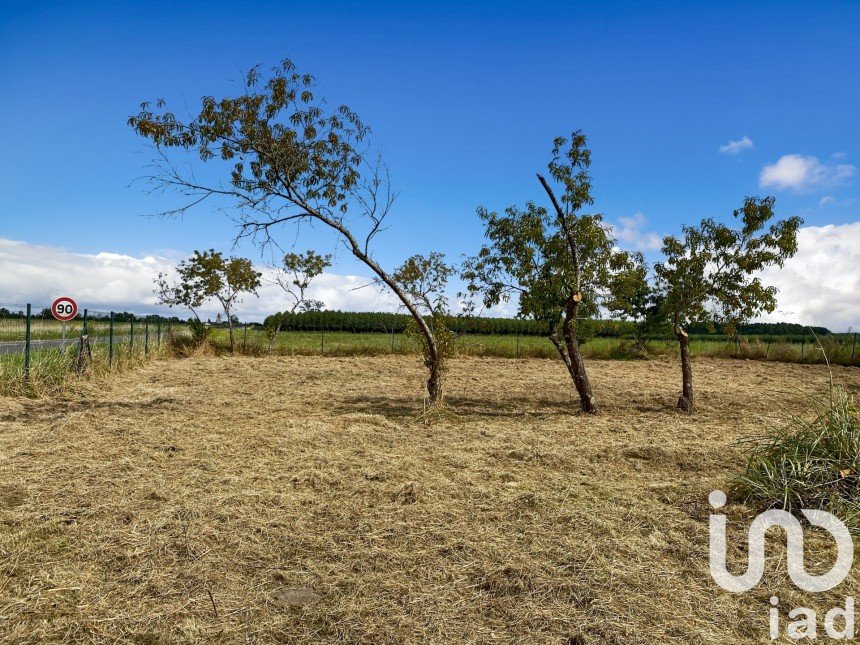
[155,250,261,352]
[604,251,666,351]
[463,132,615,413]
[266,250,331,351]
[654,197,802,412]
[130,59,447,404]
[393,252,456,402]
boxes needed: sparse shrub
[730,386,860,530]
[188,319,212,344]
[263,313,284,352]
[393,252,456,404]
[165,336,210,358]
[405,313,456,399]
[236,339,268,357]
[608,340,652,360]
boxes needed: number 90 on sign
[51,297,78,322]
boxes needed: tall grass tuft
[730,386,860,530]
[0,338,167,397]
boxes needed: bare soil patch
[1,356,858,643]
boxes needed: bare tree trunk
[227,317,235,353]
[267,316,283,354]
[676,328,693,412]
[369,263,441,404]
[427,353,443,402]
[549,333,578,388]
[562,317,597,414]
[564,336,597,413]
[549,323,597,414]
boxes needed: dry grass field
[1,355,859,643]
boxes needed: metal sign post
[51,297,78,349]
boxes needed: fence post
[766,337,772,359]
[109,311,114,368]
[81,308,88,359]
[130,315,135,356]
[76,308,92,374]
[243,323,248,351]
[801,328,806,358]
[157,316,162,346]
[23,303,31,386]
[390,329,395,353]
[516,333,520,357]
[321,327,325,354]
[852,333,857,363]
[144,316,150,355]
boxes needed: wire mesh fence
[0,303,184,395]
[2,301,857,395]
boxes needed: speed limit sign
[51,296,78,322]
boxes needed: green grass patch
[0,335,168,396]
[206,329,859,365]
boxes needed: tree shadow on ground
[331,394,582,421]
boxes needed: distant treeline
[267,310,551,335]
[2,306,837,339]
[265,310,834,339]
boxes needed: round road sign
[51,297,78,322]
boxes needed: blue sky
[1,1,859,327]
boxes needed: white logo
[708,490,853,593]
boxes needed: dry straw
[1,355,859,642]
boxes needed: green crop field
[214,328,859,365]
[0,318,186,342]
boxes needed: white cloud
[819,196,836,206]
[610,212,663,251]
[718,136,754,155]
[756,222,860,331]
[257,267,400,318]
[0,239,170,314]
[4,228,858,331]
[0,238,399,321]
[759,154,856,191]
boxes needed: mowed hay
[1,356,859,643]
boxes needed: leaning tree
[130,59,447,403]
[654,196,802,412]
[463,132,616,413]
